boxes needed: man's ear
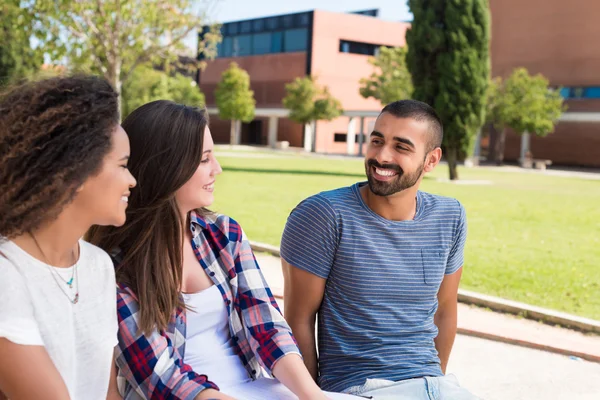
[424,147,442,173]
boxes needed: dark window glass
[266,17,279,30]
[584,87,600,98]
[228,22,239,35]
[334,133,363,143]
[220,37,233,57]
[282,15,294,28]
[253,32,271,55]
[339,40,379,56]
[298,13,311,27]
[253,19,264,32]
[240,21,251,34]
[560,86,600,99]
[234,34,252,56]
[271,31,283,53]
[334,133,347,143]
[284,28,308,52]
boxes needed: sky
[206,0,412,23]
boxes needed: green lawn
[212,153,600,320]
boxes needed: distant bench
[521,158,552,170]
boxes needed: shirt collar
[189,210,207,237]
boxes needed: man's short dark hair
[380,100,443,151]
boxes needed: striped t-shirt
[280,182,467,393]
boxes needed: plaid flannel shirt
[114,211,301,399]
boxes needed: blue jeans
[343,374,480,400]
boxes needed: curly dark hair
[0,75,119,238]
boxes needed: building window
[284,28,308,52]
[219,37,233,57]
[298,12,311,27]
[266,17,279,30]
[271,31,284,53]
[334,133,365,143]
[282,15,294,28]
[350,9,378,17]
[240,21,252,34]
[253,19,264,32]
[210,16,310,58]
[560,86,600,99]
[339,39,382,56]
[253,32,271,55]
[233,35,252,56]
[228,22,239,35]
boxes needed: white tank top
[183,285,251,390]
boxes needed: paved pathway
[254,253,600,400]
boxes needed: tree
[33,0,220,113]
[407,0,490,180]
[283,76,343,152]
[486,68,566,164]
[1,0,43,86]
[359,46,413,105]
[121,65,205,119]
[214,62,256,145]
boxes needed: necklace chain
[29,232,80,305]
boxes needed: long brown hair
[88,100,209,334]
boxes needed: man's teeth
[375,168,397,177]
[204,184,214,190]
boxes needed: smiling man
[280,100,478,399]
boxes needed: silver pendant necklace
[29,232,80,305]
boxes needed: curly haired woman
[0,76,136,400]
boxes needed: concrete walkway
[254,253,600,400]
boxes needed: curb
[250,241,600,335]
[455,328,600,363]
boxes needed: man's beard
[365,158,424,197]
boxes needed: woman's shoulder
[194,211,243,241]
[80,240,115,268]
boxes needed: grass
[211,153,600,320]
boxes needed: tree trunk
[303,122,313,152]
[487,123,498,162]
[105,61,122,120]
[446,146,459,180]
[494,128,506,165]
[230,120,236,146]
[519,131,530,165]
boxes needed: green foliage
[407,0,491,179]
[283,76,343,125]
[359,46,413,105]
[32,0,220,94]
[121,65,205,118]
[214,62,255,123]
[0,0,43,85]
[490,68,566,137]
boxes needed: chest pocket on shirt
[420,248,448,287]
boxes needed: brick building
[198,9,408,154]
[199,3,600,167]
[489,0,600,168]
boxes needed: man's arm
[434,267,462,374]
[282,260,327,382]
